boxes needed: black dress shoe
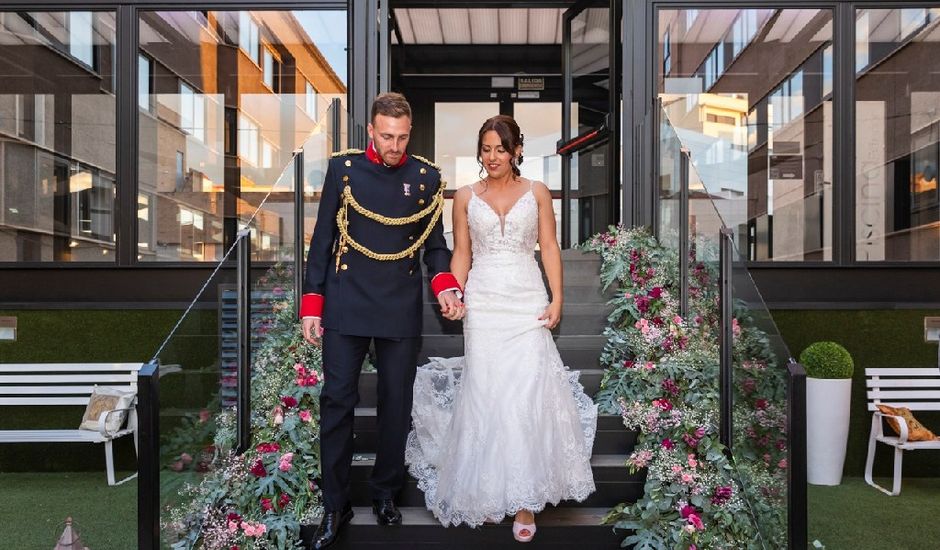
[372,498,402,525]
[310,503,354,549]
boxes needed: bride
[405,115,597,542]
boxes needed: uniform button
[342,175,349,181]
[408,269,414,275]
[344,160,351,167]
[342,246,349,253]
[408,235,414,241]
[419,184,425,191]
[340,264,348,270]
[418,199,425,205]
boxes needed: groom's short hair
[371,92,412,122]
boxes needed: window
[261,139,277,169]
[239,114,259,166]
[305,80,317,119]
[138,54,153,111]
[262,46,279,91]
[731,10,758,58]
[706,113,737,126]
[663,30,671,76]
[69,12,94,68]
[179,82,205,142]
[175,151,186,192]
[686,9,699,30]
[239,12,260,64]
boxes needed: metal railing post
[236,230,252,454]
[293,149,305,319]
[679,147,690,318]
[787,361,808,550]
[719,228,734,450]
[137,361,159,550]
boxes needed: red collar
[366,141,407,167]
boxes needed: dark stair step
[302,506,628,549]
[345,454,644,509]
[352,409,635,456]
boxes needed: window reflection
[658,8,833,262]
[138,10,347,262]
[855,8,940,261]
[0,11,117,262]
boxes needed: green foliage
[162,264,324,550]
[579,225,788,550]
[800,341,854,379]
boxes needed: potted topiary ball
[801,341,854,486]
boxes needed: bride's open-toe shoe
[512,520,536,543]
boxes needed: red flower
[260,497,273,512]
[622,360,635,369]
[256,442,281,454]
[661,438,675,450]
[278,493,291,508]
[250,459,267,477]
[653,398,673,411]
[649,287,663,299]
[680,504,696,519]
[755,398,768,410]
[281,396,298,409]
[226,512,242,523]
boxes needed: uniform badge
[403,183,411,196]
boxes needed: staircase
[309,250,640,549]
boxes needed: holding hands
[438,290,465,321]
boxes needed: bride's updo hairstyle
[477,115,524,178]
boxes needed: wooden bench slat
[867,402,940,411]
[867,389,940,400]
[0,397,96,406]
[0,374,137,384]
[866,378,940,388]
[0,385,135,395]
[0,363,143,373]
[867,368,940,377]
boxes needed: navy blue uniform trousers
[319,329,420,511]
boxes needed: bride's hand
[538,301,562,330]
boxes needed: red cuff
[431,273,462,296]
[300,293,324,318]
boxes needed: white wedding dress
[405,181,597,528]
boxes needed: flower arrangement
[580,225,788,550]
[161,264,325,550]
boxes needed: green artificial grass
[809,477,940,550]
[0,472,136,550]
[772,309,940,478]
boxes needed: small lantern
[54,517,89,550]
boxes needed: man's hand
[437,290,465,321]
[302,317,323,345]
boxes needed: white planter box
[806,377,852,486]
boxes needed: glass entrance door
[559,0,620,248]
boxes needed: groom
[300,92,464,549]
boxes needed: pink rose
[688,513,704,531]
[299,410,312,423]
[278,452,294,472]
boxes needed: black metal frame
[236,229,252,454]
[679,147,690,317]
[137,360,159,550]
[718,227,734,449]
[293,149,306,319]
[558,0,622,249]
[787,361,808,550]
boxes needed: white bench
[864,367,940,495]
[0,363,144,486]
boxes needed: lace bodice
[467,185,539,259]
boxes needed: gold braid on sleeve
[335,179,447,267]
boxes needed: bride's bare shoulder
[453,184,475,203]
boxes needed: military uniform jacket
[301,149,455,338]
